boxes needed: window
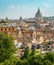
[1,29,3,31]
[13,28,14,31]
[9,28,10,31]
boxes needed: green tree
[28,56,43,65]
[43,60,52,65]
[0,63,4,65]
[44,52,54,62]
[23,46,30,59]
[0,32,16,62]
[31,48,36,56]
[4,57,19,65]
[19,60,29,65]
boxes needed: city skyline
[0,0,54,19]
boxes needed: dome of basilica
[35,9,42,17]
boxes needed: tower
[19,16,26,26]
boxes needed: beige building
[0,9,54,44]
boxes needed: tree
[31,48,36,56]
[0,63,4,65]
[4,57,19,65]
[28,56,43,65]
[23,46,30,59]
[19,59,29,65]
[0,32,16,62]
[43,60,52,65]
[44,52,54,62]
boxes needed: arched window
[13,28,14,31]
[9,28,10,31]
[1,28,3,31]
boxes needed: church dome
[35,9,42,17]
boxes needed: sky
[0,0,54,19]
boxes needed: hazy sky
[0,0,54,19]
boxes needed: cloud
[43,3,49,8]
